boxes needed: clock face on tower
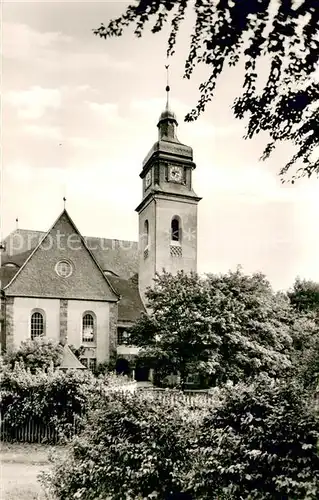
[145,171,152,188]
[168,165,184,183]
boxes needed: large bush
[188,377,319,499]
[3,337,64,372]
[0,363,136,437]
[0,363,95,431]
[42,392,195,500]
[42,378,319,500]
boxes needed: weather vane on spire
[16,217,19,230]
[63,196,66,209]
[165,64,170,110]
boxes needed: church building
[0,94,201,376]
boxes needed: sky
[2,0,319,291]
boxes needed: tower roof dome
[158,107,178,125]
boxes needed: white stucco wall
[11,297,110,364]
[67,300,110,364]
[13,297,60,347]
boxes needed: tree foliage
[0,362,133,438]
[41,392,193,500]
[42,378,319,499]
[3,337,64,373]
[288,276,319,314]
[94,0,319,182]
[130,269,294,388]
[289,312,319,390]
[189,376,319,499]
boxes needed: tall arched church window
[170,217,182,257]
[31,311,45,340]
[82,312,96,343]
[144,219,149,259]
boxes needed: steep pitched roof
[3,210,119,301]
[59,344,86,370]
[0,267,19,288]
[3,230,138,279]
[107,274,145,323]
[1,248,34,267]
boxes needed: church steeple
[136,65,202,305]
[157,65,178,142]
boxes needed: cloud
[87,101,118,119]
[5,86,61,119]
[2,22,73,60]
[130,97,242,139]
[24,124,62,140]
[3,22,132,74]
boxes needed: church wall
[4,296,14,351]
[12,297,60,347]
[67,300,110,364]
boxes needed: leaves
[94,0,319,181]
[42,379,319,499]
[3,337,64,373]
[130,269,295,387]
[189,377,319,499]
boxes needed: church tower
[136,74,201,302]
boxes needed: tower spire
[157,64,178,141]
[165,64,170,111]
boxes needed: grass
[1,443,64,500]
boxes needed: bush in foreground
[42,378,319,500]
[188,377,319,499]
[3,337,64,373]
[42,392,193,500]
[0,363,130,438]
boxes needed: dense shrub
[3,337,64,372]
[0,363,95,431]
[42,378,319,500]
[42,392,195,500]
[0,363,129,437]
[188,377,319,499]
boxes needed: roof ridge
[3,210,120,299]
[5,228,137,244]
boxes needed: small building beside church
[0,98,201,378]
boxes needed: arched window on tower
[171,217,181,243]
[31,310,45,340]
[170,217,182,257]
[144,219,149,259]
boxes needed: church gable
[4,211,118,301]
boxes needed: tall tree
[94,0,319,182]
[288,276,319,314]
[130,269,295,388]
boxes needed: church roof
[59,344,87,370]
[2,228,138,279]
[0,218,143,323]
[107,274,145,323]
[2,210,120,302]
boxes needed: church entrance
[134,360,150,382]
[115,358,130,376]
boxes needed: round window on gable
[55,260,73,278]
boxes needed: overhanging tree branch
[94,0,319,182]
